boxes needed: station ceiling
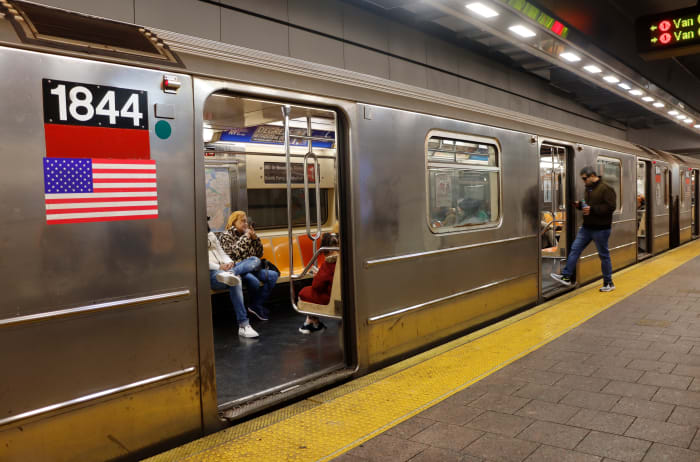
[346,0,700,133]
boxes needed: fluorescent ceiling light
[629,89,643,96]
[694,124,700,129]
[560,52,581,62]
[684,119,693,124]
[603,75,619,83]
[203,128,214,143]
[466,2,499,18]
[618,83,631,90]
[669,110,679,115]
[509,25,536,38]
[642,96,655,102]
[676,114,686,119]
[653,102,665,108]
[583,65,602,74]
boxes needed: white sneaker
[599,283,615,292]
[238,325,259,338]
[216,271,240,286]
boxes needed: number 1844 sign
[41,78,157,225]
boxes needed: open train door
[539,143,573,298]
[195,81,353,425]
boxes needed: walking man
[551,166,617,292]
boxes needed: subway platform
[148,241,700,462]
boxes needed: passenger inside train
[218,211,279,321]
[298,232,339,334]
[207,223,259,339]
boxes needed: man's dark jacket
[583,180,616,229]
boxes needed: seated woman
[298,232,339,334]
[219,211,279,321]
[208,226,259,338]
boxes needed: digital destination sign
[637,6,700,59]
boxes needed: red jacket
[299,258,336,305]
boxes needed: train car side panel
[0,47,201,460]
[351,105,539,364]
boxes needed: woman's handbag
[260,258,280,275]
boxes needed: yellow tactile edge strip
[146,240,700,462]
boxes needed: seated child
[298,232,339,334]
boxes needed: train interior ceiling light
[363,0,700,133]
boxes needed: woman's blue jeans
[209,270,249,327]
[562,227,613,285]
[244,269,279,310]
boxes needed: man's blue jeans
[210,270,249,327]
[232,256,279,310]
[562,227,613,285]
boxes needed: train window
[596,157,622,211]
[247,188,329,230]
[426,133,500,232]
[664,167,670,207]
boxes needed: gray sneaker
[599,283,615,292]
[216,271,240,286]
[551,273,573,286]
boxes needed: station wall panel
[459,78,488,104]
[221,8,289,57]
[289,0,343,37]
[290,29,344,69]
[135,0,220,41]
[343,43,390,80]
[342,4,391,52]
[427,69,460,97]
[389,22,427,64]
[426,37,462,76]
[390,57,428,89]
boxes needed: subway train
[1,2,699,461]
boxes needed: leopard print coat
[217,228,263,265]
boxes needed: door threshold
[219,364,355,421]
[542,285,574,300]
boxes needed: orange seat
[298,234,325,267]
[271,236,304,278]
[260,238,274,265]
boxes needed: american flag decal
[43,157,158,224]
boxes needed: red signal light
[551,21,564,35]
[660,32,672,44]
[659,20,671,32]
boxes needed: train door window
[426,132,500,232]
[682,169,692,208]
[664,167,670,208]
[202,92,344,411]
[596,156,621,211]
[636,161,650,256]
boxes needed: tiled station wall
[36,0,624,139]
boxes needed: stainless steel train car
[1,3,699,460]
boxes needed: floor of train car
[211,285,344,404]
